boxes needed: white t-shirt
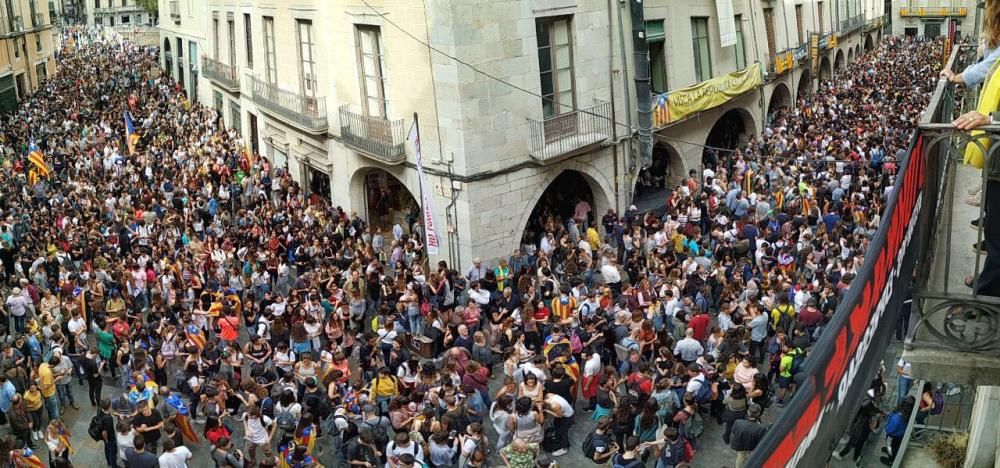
[158,446,193,468]
[245,415,274,444]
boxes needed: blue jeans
[408,312,424,337]
[897,376,913,406]
[12,315,25,334]
[43,395,59,421]
[57,383,75,407]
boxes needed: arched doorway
[632,142,685,212]
[520,170,599,250]
[834,49,845,71]
[163,38,173,79]
[797,69,813,100]
[706,108,754,151]
[847,48,854,65]
[767,82,792,118]
[820,56,833,81]
[360,168,420,234]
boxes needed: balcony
[338,105,406,164]
[767,50,795,77]
[201,56,240,93]
[839,14,864,34]
[169,0,180,22]
[527,100,612,163]
[249,75,328,134]
[902,44,1000,387]
[863,14,889,32]
[899,6,967,17]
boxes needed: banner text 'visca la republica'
[747,135,927,467]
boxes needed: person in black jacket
[730,403,767,468]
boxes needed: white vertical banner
[408,123,441,255]
[716,0,737,47]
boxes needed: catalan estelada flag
[185,324,206,351]
[124,110,139,155]
[27,137,49,177]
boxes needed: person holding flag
[124,111,139,155]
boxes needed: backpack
[581,432,600,461]
[327,414,357,438]
[88,412,109,442]
[363,419,391,449]
[790,349,806,376]
[930,391,945,415]
[693,376,713,403]
[569,330,584,354]
[683,409,704,439]
[659,438,687,467]
[275,405,297,432]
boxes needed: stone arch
[767,82,793,116]
[796,68,813,100]
[848,47,855,64]
[819,56,833,81]
[349,166,421,233]
[834,49,846,71]
[705,107,757,151]
[631,141,685,210]
[517,166,614,251]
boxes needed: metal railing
[338,105,406,164]
[840,14,865,34]
[768,50,795,76]
[908,44,1000,359]
[249,75,328,133]
[201,55,240,91]
[528,100,612,162]
[169,0,180,21]
[899,7,967,17]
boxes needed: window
[763,8,776,57]
[121,15,129,24]
[734,15,746,70]
[536,16,574,117]
[795,4,804,44]
[228,17,236,67]
[263,16,276,84]
[213,91,223,113]
[94,0,99,8]
[691,18,711,82]
[244,13,253,69]
[109,16,114,26]
[646,20,667,94]
[230,100,241,133]
[13,36,18,58]
[297,19,316,97]
[356,26,387,117]
[212,14,219,59]
[818,2,824,35]
[34,33,40,52]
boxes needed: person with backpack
[684,363,714,405]
[386,431,425,468]
[881,396,915,466]
[458,422,487,467]
[242,405,275,468]
[730,403,766,468]
[611,436,644,468]
[916,381,941,427]
[645,426,689,468]
[776,343,803,407]
[581,417,618,464]
[273,389,302,440]
[361,403,394,462]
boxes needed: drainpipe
[627,0,653,170]
[615,1,635,203]
[607,0,621,210]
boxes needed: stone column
[965,386,1000,468]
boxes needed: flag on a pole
[408,121,441,255]
[124,111,139,155]
[27,137,49,177]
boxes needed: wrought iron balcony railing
[839,14,865,34]
[338,105,406,164]
[249,75,328,134]
[201,56,240,92]
[169,0,180,22]
[905,44,1000,380]
[528,100,612,162]
[899,6,967,17]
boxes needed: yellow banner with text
[653,62,762,127]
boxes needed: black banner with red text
[747,134,928,467]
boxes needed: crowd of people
[0,25,944,468]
